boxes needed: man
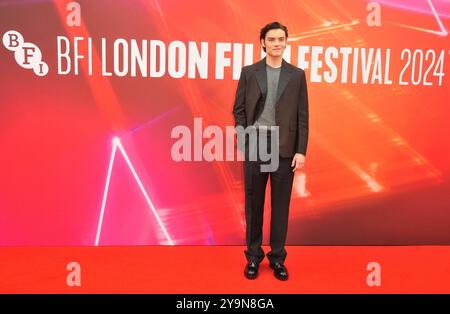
[232,22,309,281]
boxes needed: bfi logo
[2,30,49,76]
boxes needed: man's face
[261,28,287,57]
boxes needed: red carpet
[1,246,449,293]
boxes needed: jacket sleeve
[296,70,309,156]
[232,67,247,129]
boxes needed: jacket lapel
[254,57,294,106]
[255,57,267,99]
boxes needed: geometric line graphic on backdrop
[95,137,174,246]
[389,0,448,36]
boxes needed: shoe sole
[244,271,258,280]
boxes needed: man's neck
[265,55,283,68]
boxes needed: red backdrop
[1,0,449,245]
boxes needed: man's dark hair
[259,21,288,52]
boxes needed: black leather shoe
[269,262,289,281]
[244,261,259,279]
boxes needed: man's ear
[260,38,265,49]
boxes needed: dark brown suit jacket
[232,57,309,158]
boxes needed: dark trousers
[243,129,294,264]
